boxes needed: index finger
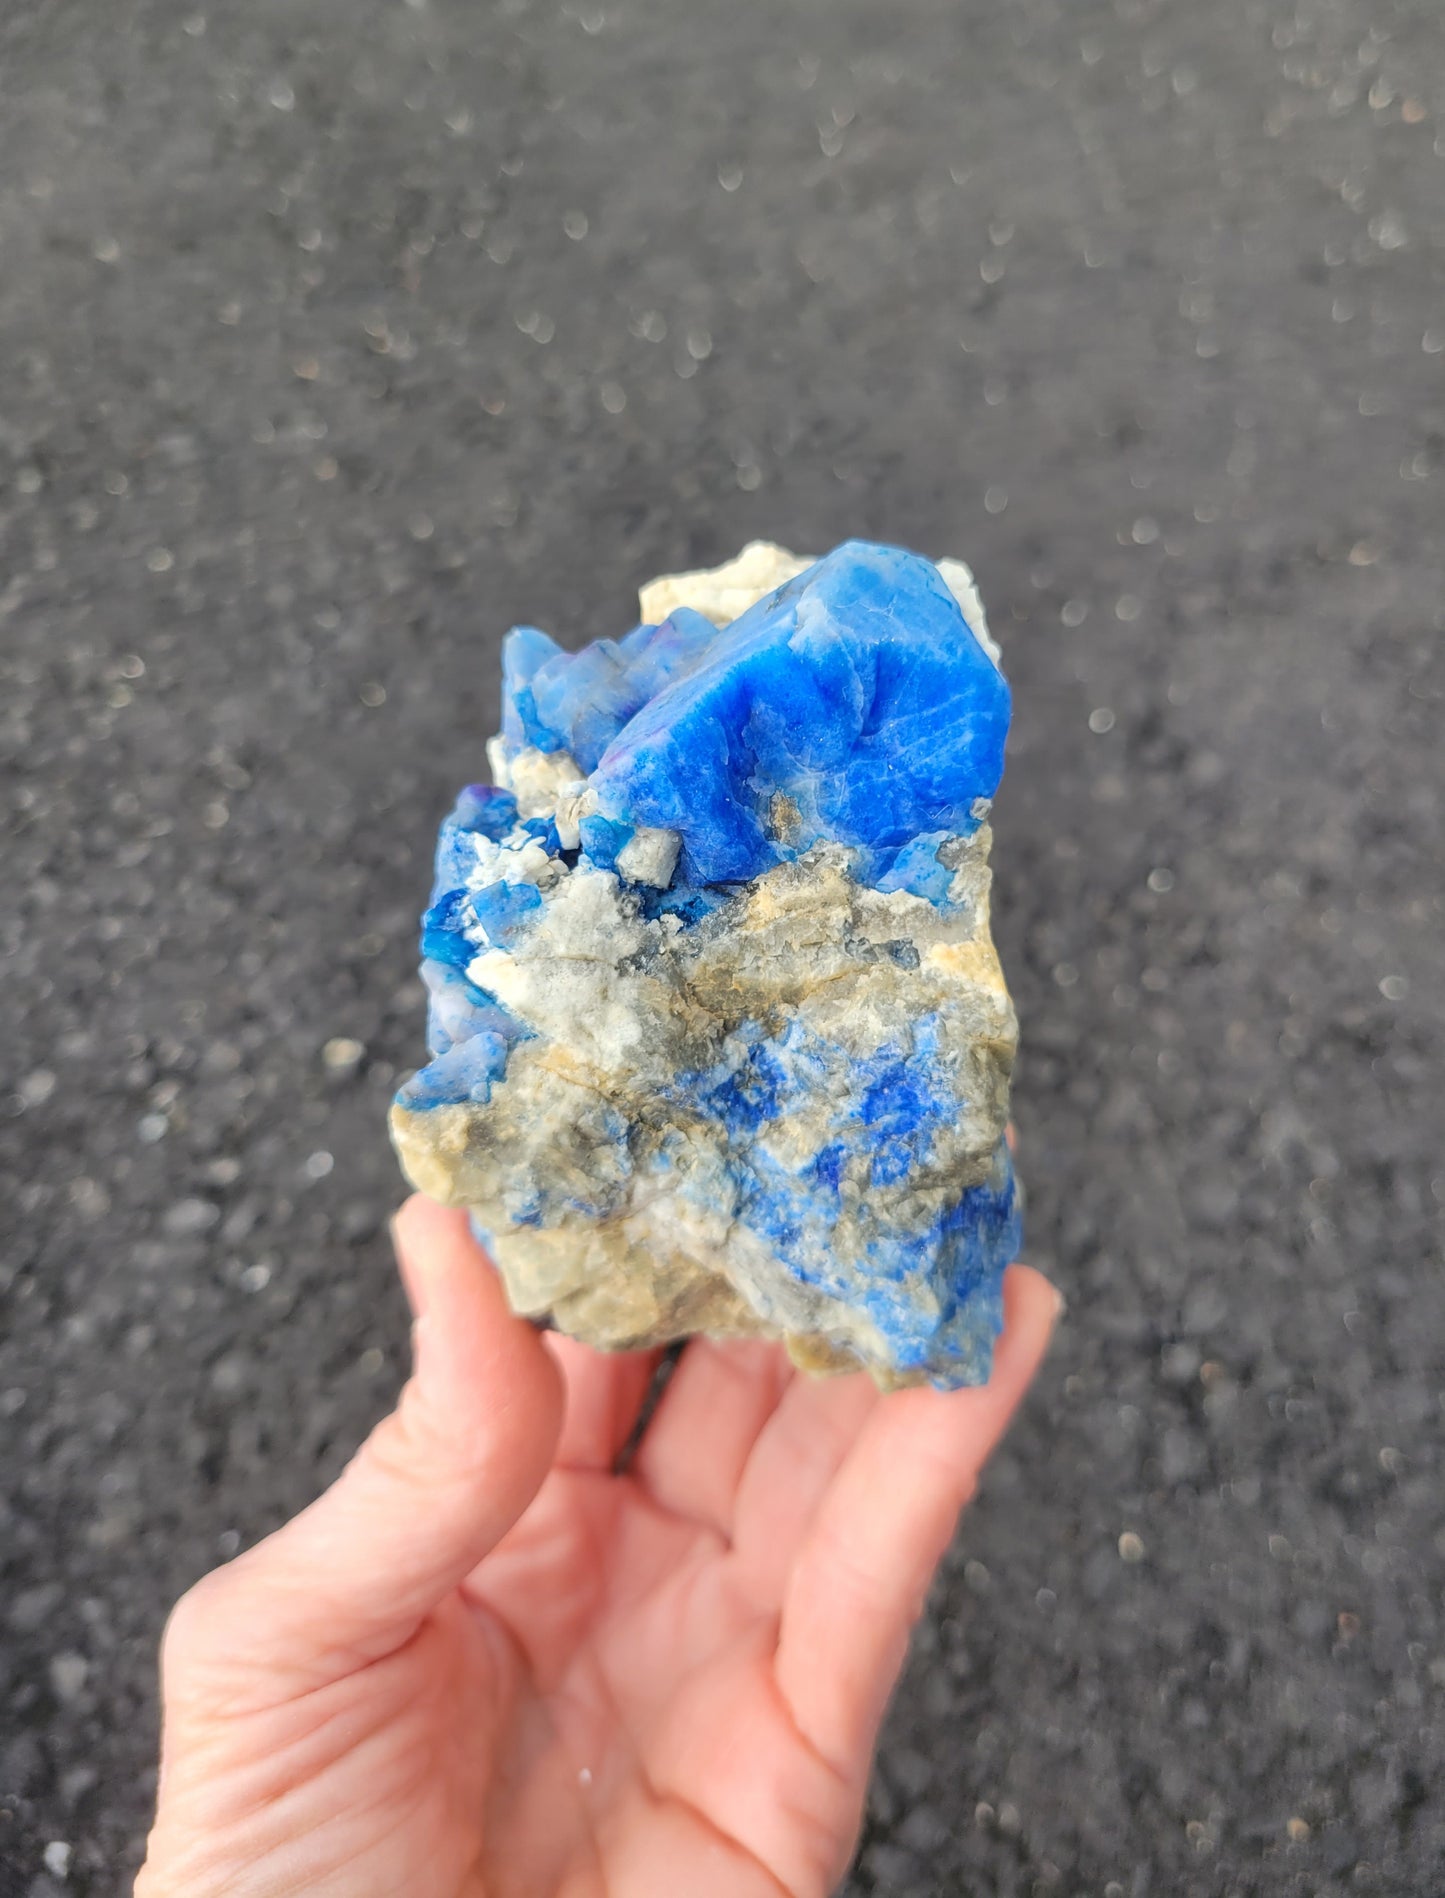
[773,1262,1060,1781]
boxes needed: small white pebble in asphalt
[18,1069,56,1107]
[137,1113,168,1143]
[323,1036,365,1069]
[163,1197,219,1235]
[1147,867,1176,893]
[1061,599,1088,626]
[1118,1531,1146,1563]
[1379,974,1408,1001]
[304,1150,334,1180]
[1088,706,1116,734]
[43,1841,72,1878]
[1115,593,1142,621]
[50,1654,89,1702]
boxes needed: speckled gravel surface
[2,1,1443,1893]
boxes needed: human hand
[137,1195,1057,1898]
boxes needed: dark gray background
[2,0,1442,1892]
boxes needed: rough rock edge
[637,538,1002,663]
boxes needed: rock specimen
[390,540,1022,1389]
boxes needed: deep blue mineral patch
[502,607,719,773]
[495,540,1008,892]
[583,540,1008,886]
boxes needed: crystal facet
[390,540,1021,1389]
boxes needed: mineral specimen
[390,539,1022,1389]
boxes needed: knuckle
[358,1389,441,1486]
[158,1566,235,1678]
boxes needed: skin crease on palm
[135,1192,1058,1898]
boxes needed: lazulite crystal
[390,540,1022,1389]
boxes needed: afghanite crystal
[390,540,1022,1389]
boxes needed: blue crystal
[586,540,1008,886]
[468,881,543,950]
[430,785,521,901]
[519,814,563,855]
[396,959,533,1109]
[453,783,519,838]
[502,608,719,773]
[576,811,634,872]
[867,831,957,905]
[419,889,476,969]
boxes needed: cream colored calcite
[637,540,813,629]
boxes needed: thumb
[165,1196,562,1696]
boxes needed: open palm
[138,1196,1056,1898]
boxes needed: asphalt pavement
[1,0,1442,1892]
